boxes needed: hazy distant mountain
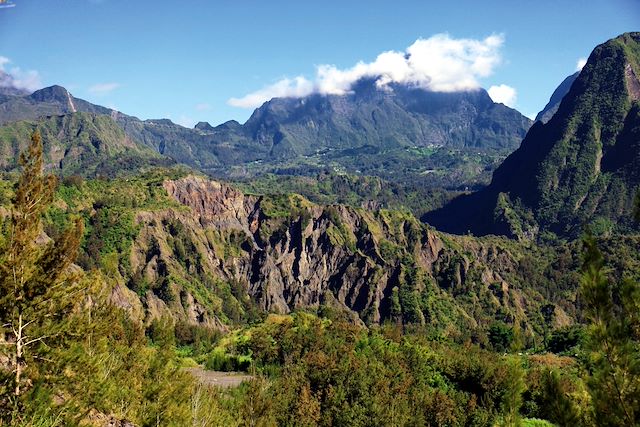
[535,71,579,123]
[241,79,532,155]
[0,78,533,188]
[425,32,640,238]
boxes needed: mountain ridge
[0,78,533,189]
[535,71,580,123]
[243,80,531,155]
[0,112,176,177]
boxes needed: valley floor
[185,367,253,388]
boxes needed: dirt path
[185,367,253,388]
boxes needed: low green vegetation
[0,133,195,426]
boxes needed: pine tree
[539,369,580,426]
[580,235,640,426]
[0,130,84,423]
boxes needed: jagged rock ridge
[118,175,573,338]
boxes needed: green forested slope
[1,129,639,426]
[425,32,640,239]
[0,112,175,177]
[0,32,639,427]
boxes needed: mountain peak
[240,77,531,160]
[145,118,177,126]
[535,72,579,123]
[29,85,73,104]
[615,31,640,47]
[194,121,215,132]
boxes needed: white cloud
[229,33,505,109]
[0,56,42,92]
[229,76,314,108]
[195,103,211,111]
[576,57,587,71]
[88,82,120,95]
[488,84,517,107]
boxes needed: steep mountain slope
[0,87,220,169]
[425,32,640,238]
[113,113,231,170]
[0,80,532,189]
[0,112,175,177]
[217,80,532,188]
[535,71,580,123]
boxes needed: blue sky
[0,0,637,126]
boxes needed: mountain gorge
[425,32,640,239]
[1,33,637,340]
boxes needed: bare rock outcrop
[120,175,545,337]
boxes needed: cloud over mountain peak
[229,33,506,108]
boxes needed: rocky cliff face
[120,175,572,340]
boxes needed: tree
[0,130,84,422]
[538,369,581,427]
[488,322,514,353]
[580,235,640,426]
